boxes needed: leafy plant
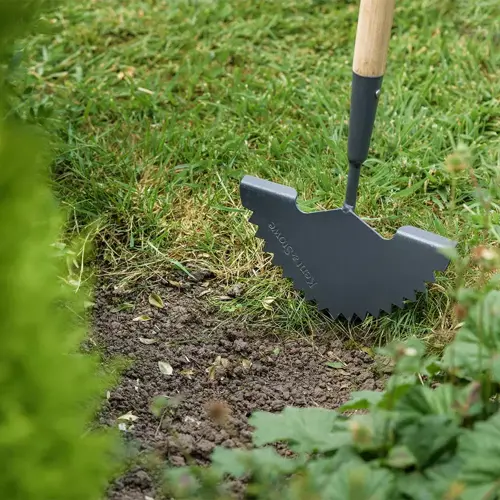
[160,149,500,499]
[0,1,121,498]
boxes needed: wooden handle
[352,0,396,78]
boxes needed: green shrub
[0,115,121,500]
[0,2,120,498]
[160,155,500,499]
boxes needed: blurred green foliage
[0,2,120,499]
[0,0,57,62]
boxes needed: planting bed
[93,273,384,499]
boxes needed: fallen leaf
[262,297,275,310]
[218,295,232,301]
[241,359,252,369]
[118,411,139,422]
[138,337,157,345]
[112,302,135,312]
[326,361,345,369]
[181,368,195,379]
[213,355,229,368]
[133,314,151,322]
[148,292,164,309]
[207,365,217,380]
[158,361,173,375]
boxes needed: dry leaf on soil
[148,292,164,309]
[207,365,217,380]
[112,302,135,313]
[213,355,229,368]
[181,368,195,379]
[117,411,139,422]
[206,356,230,380]
[138,337,157,345]
[132,314,151,322]
[262,297,275,310]
[158,361,173,376]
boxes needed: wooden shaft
[352,0,396,78]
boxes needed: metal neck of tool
[343,73,383,212]
[344,161,362,211]
[343,0,396,211]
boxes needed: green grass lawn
[11,0,500,343]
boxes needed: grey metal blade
[240,175,457,321]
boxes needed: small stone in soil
[170,455,186,467]
[197,439,215,455]
[226,283,244,298]
[189,269,214,282]
[233,339,248,353]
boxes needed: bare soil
[92,273,384,499]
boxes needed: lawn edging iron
[239,0,457,321]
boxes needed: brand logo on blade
[268,222,317,289]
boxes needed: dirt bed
[92,274,384,499]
